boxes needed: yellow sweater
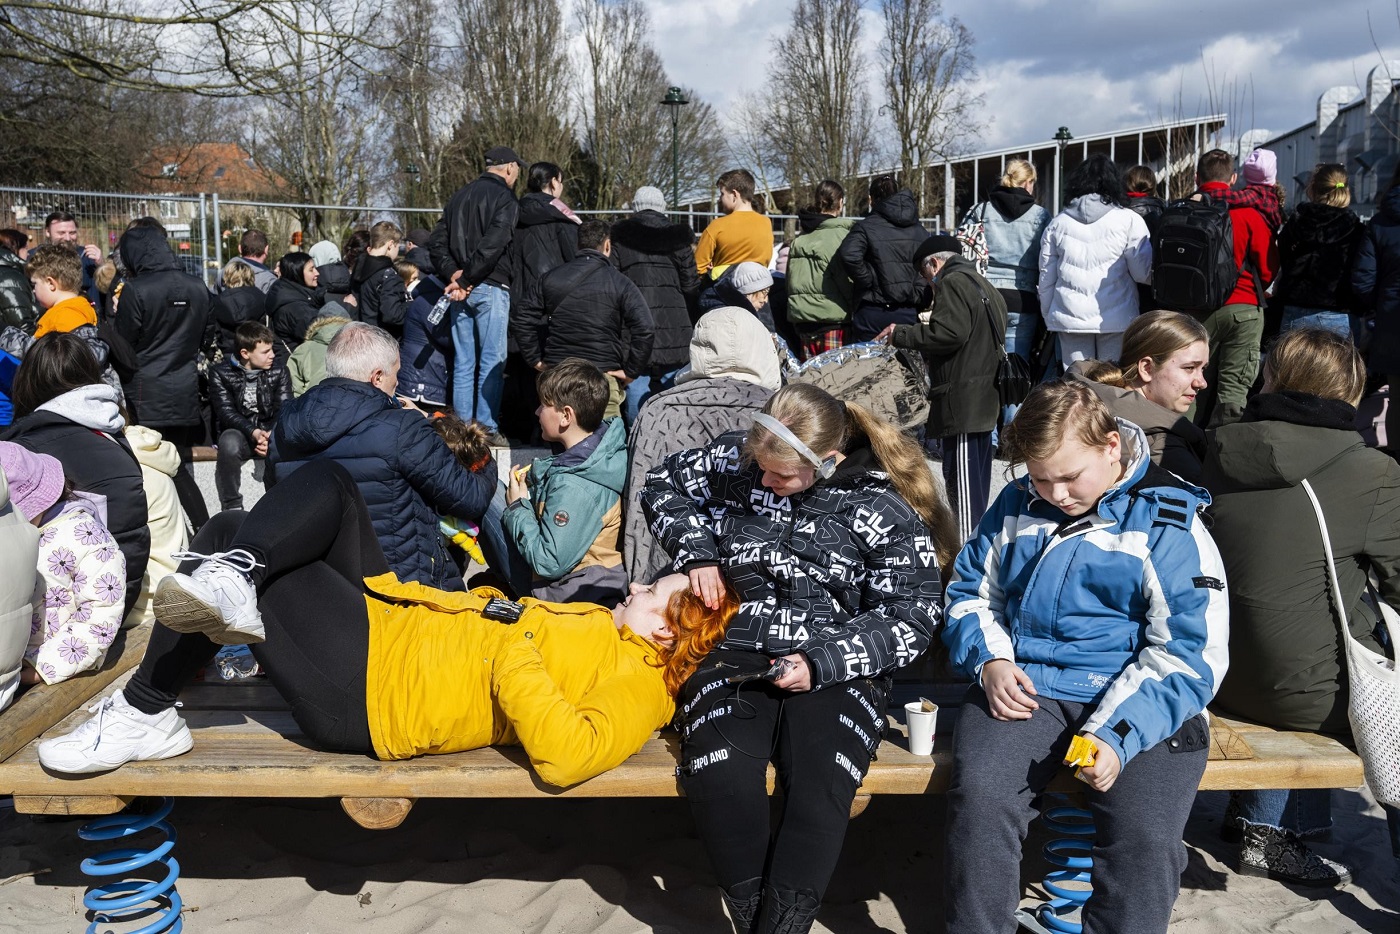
[34,295,98,338]
[695,211,773,277]
[362,574,675,787]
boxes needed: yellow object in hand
[1064,734,1098,769]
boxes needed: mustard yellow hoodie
[362,575,675,787]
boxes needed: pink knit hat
[0,441,65,522]
[1242,149,1277,186]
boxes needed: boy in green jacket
[503,359,629,604]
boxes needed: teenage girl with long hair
[642,382,956,934]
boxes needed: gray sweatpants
[945,687,1208,934]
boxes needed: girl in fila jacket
[641,382,957,934]
[941,379,1229,934]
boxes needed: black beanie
[913,234,963,270]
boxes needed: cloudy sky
[647,0,1400,154]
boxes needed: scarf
[1201,182,1283,232]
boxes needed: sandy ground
[0,787,1394,932]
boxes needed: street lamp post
[660,86,689,213]
[1053,126,1074,212]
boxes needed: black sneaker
[485,431,510,448]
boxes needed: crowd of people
[0,140,1397,934]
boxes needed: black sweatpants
[945,687,1208,934]
[941,430,994,545]
[676,649,889,902]
[124,460,384,754]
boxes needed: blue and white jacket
[943,421,1229,766]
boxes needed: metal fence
[1,185,947,288]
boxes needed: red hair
[656,583,739,696]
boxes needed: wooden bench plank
[0,623,151,764]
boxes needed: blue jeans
[623,365,684,428]
[450,282,509,432]
[1234,788,1333,836]
[475,477,535,597]
[1280,306,1355,340]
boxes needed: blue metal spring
[1036,796,1095,934]
[78,797,183,934]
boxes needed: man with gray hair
[268,323,494,590]
[882,234,1005,543]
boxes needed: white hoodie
[37,383,126,432]
[122,424,190,627]
[1038,195,1153,335]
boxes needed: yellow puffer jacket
[362,574,675,787]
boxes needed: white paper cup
[905,701,937,756]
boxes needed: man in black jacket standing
[427,145,522,446]
[609,186,699,425]
[115,223,215,530]
[513,220,655,421]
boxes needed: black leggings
[675,649,889,903]
[124,460,386,754]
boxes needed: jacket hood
[275,377,398,455]
[122,424,181,476]
[1067,364,1185,434]
[1290,202,1361,240]
[305,315,351,345]
[989,185,1038,221]
[609,212,695,253]
[1064,194,1117,225]
[872,189,921,227]
[516,191,575,228]
[349,253,394,290]
[317,261,352,295]
[36,383,125,432]
[308,240,342,266]
[1208,392,1362,488]
[532,417,627,493]
[0,247,22,270]
[676,306,782,390]
[118,226,179,275]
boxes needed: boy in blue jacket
[941,379,1229,934]
[500,359,627,604]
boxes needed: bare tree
[0,0,386,96]
[878,0,981,191]
[448,0,575,187]
[724,92,787,211]
[380,2,466,208]
[768,0,877,201]
[573,0,726,209]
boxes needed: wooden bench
[0,638,1367,830]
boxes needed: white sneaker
[154,549,265,645]
[38,690,193,774]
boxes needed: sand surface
[1,786,1394,932]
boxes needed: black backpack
[1151,195,1239,314]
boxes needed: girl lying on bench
[38,459,734,788]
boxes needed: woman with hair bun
[1069,309,1209,481]
[1204,326,1400,886]
[641,381,955,934]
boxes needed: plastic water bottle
[215,644,260,680]
[426,295,451,326]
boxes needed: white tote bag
[1301,479,1400,806]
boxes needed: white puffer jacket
[0,469,40,711]
[1038,195,1153,334]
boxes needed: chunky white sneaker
[154,549,265,645]
[38,690,193,774]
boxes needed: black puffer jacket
[610,211,700,372]
[115,227,215,427]
[212,285,267,357]
[1354,185,1400,372]
[268,377,495,590]
[512,250,655,377]
[210,357,293,439]
[266,278,324,358]
[1125,194,1167,237]
[0,247,36,330]
[890,256,1005,437]
[428,172,519,289]
[1,387,151,618]
[317,262,352,304]
[837,189,929,307]
[508,192,578,307]
[641,430,942,690]
[1277,202,1365,312]
[349,254,407,333]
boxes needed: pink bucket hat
[0,440,65,522]
[1242,149,1278,186]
